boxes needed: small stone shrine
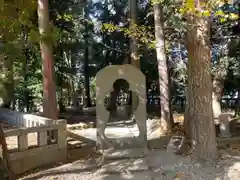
[95,64,147,150]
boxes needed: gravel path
[18,150,240,180]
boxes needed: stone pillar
[18,131,28,151]
[219,113,232,138]
[38,131,48,146]
[56,119,67,161]
[57,119,67,149]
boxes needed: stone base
[101,158,148,173]
[100,148,148,173]
[10,145,67,175]
[102,148,148,160]
[98,137,147,150]
[166,136,185,154]
[219,133,232,138]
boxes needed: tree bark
[185,7,218,161]
[235,89,240,115]
[0,125,15,180]
[108,7,118,115]
[153,3,174,132]
[129,0,139,68]
[83,3,91,107]
[38,0,58,119]
[129,0,140,114]
[2,57,14,109]
[23,47,30,112]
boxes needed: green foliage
[0,0,37,39]
[0,0,239,110]
[179,0,239,21]
[101,23,156,48]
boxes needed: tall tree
[37,0,58,119]
[1,56,14,109]
[83,2,92,107]
[129,0,140,114]
[153,1,174,132]
[185,0,218,161]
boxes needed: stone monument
[219,113,232,138]
[95,64,147,150]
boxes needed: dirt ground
[2,112,240,180]
[16,145,240,180]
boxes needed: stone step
[101,148,148,160]
[101,158,148,173]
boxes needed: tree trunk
[38,0,58,119]
[108,4,119,114]
[23,48,30,112]
[68,50,79,108]
[168,65,174,124]
[129,0,140,114]
[2,57,14,109]
[83,4,91,107]
[23,27,30,112]
[184,83,191,138]
[59,86,65,113]
[212,78,224,119]
[153,3,174,132]
[0,125,15,180]
[108,34,118,115]
[186,8,218,161]
[58,49,65,113]
[71,81,79,108]
[235,89,240,115]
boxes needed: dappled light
[0,0,239,179]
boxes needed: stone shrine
[95,64,147,150]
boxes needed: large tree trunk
[108,4,119,115]
[153,3,174,132]
[185,5,218,161]
[0,125,15,180]
[38,0,58,119]
[129,0,140,114]
[212,78,224,119]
